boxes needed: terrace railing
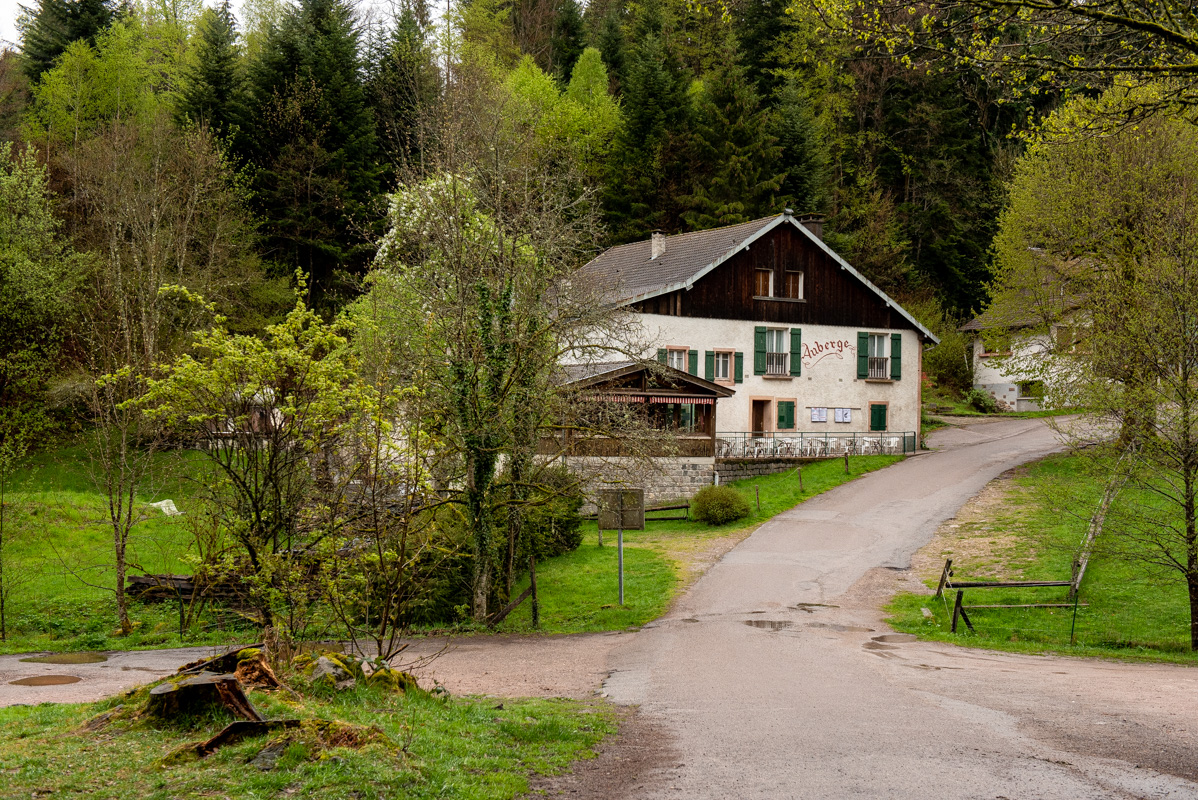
[715,430,917,459]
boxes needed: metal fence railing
[715,431,917,459]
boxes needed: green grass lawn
[887,453,1198,663]
[0,681,615,800]
[1,445,259,654]
[497,455,903,634]
[4,443,904,649]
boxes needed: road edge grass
[493,454,904,634]
[0,679,618,800]
[884,452,1198,665]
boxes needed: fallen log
[194,719,301,757]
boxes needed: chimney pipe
[650,230,666,259]
[797,213,824,241]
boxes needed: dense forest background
[0,0,1069,442]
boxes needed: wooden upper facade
[578,214,937,343]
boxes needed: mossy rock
[366,668,419,694]
[290,653,316,673]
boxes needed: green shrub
[966,388,999,413]
[691,484,750,525]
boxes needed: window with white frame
[667,348,687,371]
[867,333,888,378]
[766,329,788,375]
[714,351,731,381]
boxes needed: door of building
[869,403,887,432]
[751,400,769,434]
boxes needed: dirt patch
[398,633,623,699]
[638,526,757,605]
[525,707,678,799]
[910,465,1036,583]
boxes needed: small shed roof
[559,361,734,398]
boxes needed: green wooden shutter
[688,349,698,375]
[857,332,869,378]
[777,401,795,429]
[870,404,887,431]
[704,351,715,381]
[890,333,902,380]
[754,327,767,375]
[734,352,744,383]
[789,328,802,376]
[657,348,667,364]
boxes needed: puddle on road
[789,603,839,613]
[863,642,898,651]
[681,618,700,623]
[744,620,793,631]
[806,623,874,633]
[19,652,108,665]
[871,634,917,643]
[9,675,82,686]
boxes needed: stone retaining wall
[714,458,814,484]
[565,456,717,510]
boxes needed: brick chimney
[797,212,824,240]
[650,230,666,259]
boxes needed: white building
[576,211,939,456]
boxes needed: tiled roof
[577,217,774,304]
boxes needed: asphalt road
[601,416,1198,799]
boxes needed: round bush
[691,484,751,525]
[966,388,999,414]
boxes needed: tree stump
[146,673,263,722]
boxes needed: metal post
[618,492,625,606]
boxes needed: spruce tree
[549,0,585,82]
[680,48,783,230]
[603,23,691,239]
[20,0,115,83]
[365,9,438,177]
[247,0,379,299]
[732,0,788,98]
[772,77,828,213]
[592,10,625,93]
[177,1,247,144]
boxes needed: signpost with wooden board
[598,489,645,606]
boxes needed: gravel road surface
[596,416,1198,799]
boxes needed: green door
[870,404,887,432]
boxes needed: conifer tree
[366,8,438,177]
[178,1,247,144]
[20,0,115,82]
[549,0,584,81]
[772,77,828,213]
[592,10,624,93]
[247,0,379,299]
[732,0,787,98]
[681,45,783,229]
[602,0,690,239]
